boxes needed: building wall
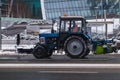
[1,0,43,19]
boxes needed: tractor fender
[69,33,91,42]
[78,34,91,42]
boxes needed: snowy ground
[0,44,34,55]
[2,44,34,50]
[0,44,65,56]
[0,44,119,56]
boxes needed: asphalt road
[0,54,120,80]
[0,71,120,80]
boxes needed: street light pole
[101,0,104,36]
[95,7,98,33]
[119,0,120,24]
[95,7,98,22]
[0,0,2,50]
[104,10,107,40]
[101,0,103,19]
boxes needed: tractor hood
[39,33,59,38]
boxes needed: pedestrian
[16,34,20,46]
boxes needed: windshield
[60,20,85,32]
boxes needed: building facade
[43,0,91,20]
[1,0,42,19]
[1,0,120,20]
[43,0,120,20]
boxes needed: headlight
[40,37,45,44]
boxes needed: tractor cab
[32,16,91,59]
[59,16,86,33]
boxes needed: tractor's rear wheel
[64,36,87,58]
[32,45,47,59]
[82,48,90,58]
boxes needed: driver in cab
[73,21,78,32]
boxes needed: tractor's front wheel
[45,50,53,58]
[32,45,47,59]
[64,36,86,58]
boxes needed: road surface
[0,71,120,80]
[0,54,120,80]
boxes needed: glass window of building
[1,0,120,19]
[43,0,120,20]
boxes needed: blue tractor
[32,16,91,59]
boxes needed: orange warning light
[64,13,67,16]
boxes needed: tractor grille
[46,37,57,44]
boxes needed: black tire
[82,48,90,58]
[64,36,87,58]
[112,47,118,53]
[41,45,53,58]
[32,45,47,59]
[45,50,53,58]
